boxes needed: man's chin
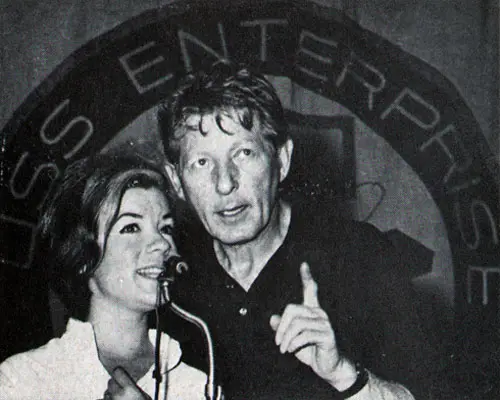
[213,229,259,247]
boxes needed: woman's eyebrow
[114,212,173,222]
[116,212,143,220]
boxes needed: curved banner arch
[1,0,498,321]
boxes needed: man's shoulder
[290,204,386,245]
[289,206,402,278]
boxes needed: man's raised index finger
[301,262,319,307]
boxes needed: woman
[0,153,206,400]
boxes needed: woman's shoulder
[0,320,108,399]
[0,319,97,384]
[0,336,67,396]
[0,334,65,369]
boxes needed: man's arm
[359,223,448,398]
[351,371,415,400]
[269,262,415,399]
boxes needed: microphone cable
[153,282,164,400]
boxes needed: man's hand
[102,367,151,400]
[269,262,352,387]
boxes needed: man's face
[166,112,293,246]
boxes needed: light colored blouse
[0,318,206,400]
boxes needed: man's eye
[120,223,140,234]
[160,225,174,235]
[235,148,254,159]
[188,156,212,170]
[196,158,208,167]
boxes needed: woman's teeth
[136,266,164,279]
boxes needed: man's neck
[213,200,291,291]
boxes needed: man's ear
[164,162,186,200]
[277,138,294,182]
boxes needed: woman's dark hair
[158,61,289,164]
[36,153,172,320]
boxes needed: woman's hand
[102,367,152,400]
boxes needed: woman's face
[89,186,177,313]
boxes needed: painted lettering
[119,41,174,94]
[9,152,60,200]
[178,24,229,72]
[336,52,386,111]
[454,199,499,250]
[296,30,338,82]
[467,265,500,305]
[419,124,473,185]
[447,178,482,194]
[240,19,288,61]
[380,88,440,130]
[40,99,94,160]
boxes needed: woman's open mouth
[136,266,164,280]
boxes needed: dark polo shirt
[164,206,438,399]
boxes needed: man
[158,62,431,399]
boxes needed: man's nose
[214,162,239,195]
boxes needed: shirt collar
[64,318,182,375]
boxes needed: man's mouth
[136,266,164,280]
[217,205,247,217]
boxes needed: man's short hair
[36,153,171,320]
[158,62,289,164]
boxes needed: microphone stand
[157,278,221,400]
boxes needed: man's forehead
[178,113,264,147]
[181,109,260,132]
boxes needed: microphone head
[158,255,189,282]
[166,255,189,274]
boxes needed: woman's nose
[149,231,173,253]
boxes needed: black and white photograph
[0,1,498,399]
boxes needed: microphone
[158,255,189,283]
[155,256,220,400]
